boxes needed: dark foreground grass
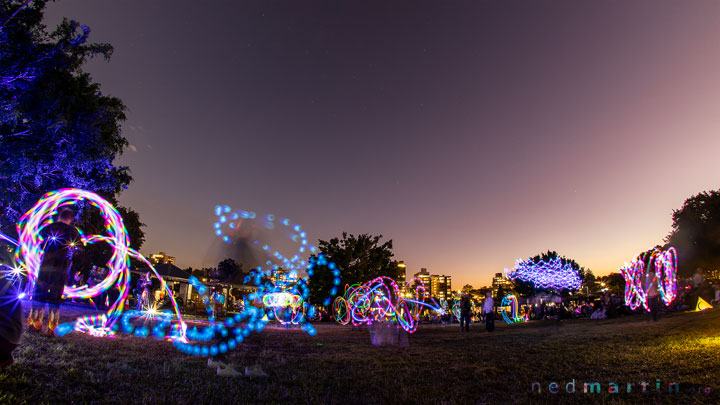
[1,306,720,404]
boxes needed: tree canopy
[0,1,144,269]
[1,1,133,230]
[580,269,600,296]
[665,189,720,277]
[307,232,400,306]
[211,258,242,283]
[599,272,626,297]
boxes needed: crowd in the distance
[417,267,720,327]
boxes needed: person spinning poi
[26,208,81,336]
[211,285,225,318]
[136,272,152,311]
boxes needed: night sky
[44,1,720,288]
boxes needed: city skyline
[44,0,720,288]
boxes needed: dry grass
[1,305,719,404]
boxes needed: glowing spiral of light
[75,236,340,353]
[500,294,527,324]
[213,205,342,306]
[1,188,186,339]
[172,204,345,351]
[212,205,343,330]
[213,206,313,274]
[332,276,442,333]
[619,247,677,311]
[212,205,344,334]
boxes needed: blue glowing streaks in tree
[1,2,130,230]
[505,251,583,292]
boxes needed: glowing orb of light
[263,291,302,308]
[263,291,306,325]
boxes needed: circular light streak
[5,188,186,340]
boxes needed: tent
[696,297,713,311]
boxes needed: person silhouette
[26,208,81,336]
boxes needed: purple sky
[45,1,720,288]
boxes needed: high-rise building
[412,267,431,290]
[149,252,176,265]
[397,261,406,285]
[431,275,452,300]
[412,268,453,299]
[492,272,513,296]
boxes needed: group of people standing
[458,292,495,333]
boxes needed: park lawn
[1,305,719,404]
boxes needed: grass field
[1,304,719,404]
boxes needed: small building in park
[197,279,259,314]
[132,264,260,313]
[133,263,194,307]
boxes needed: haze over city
[45,0,720,288]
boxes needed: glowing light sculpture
[505,254,583,292]
[619,247,677,311]
[446,292,475,322]
[500,294,527,324]
[332,276,443,333]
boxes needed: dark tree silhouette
[307,233,400,306]
[190,268,206,280]
[599,272,626,297]
[511,278,536,297]
[581,269,600,296]
[665,190,720,277]
[212,258,242,283]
